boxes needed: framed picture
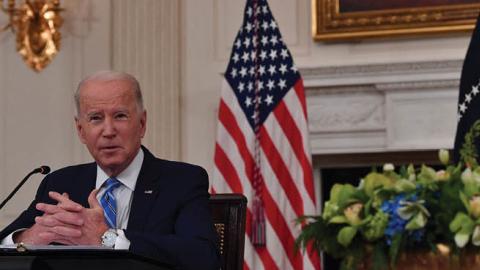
[313,0,480,41]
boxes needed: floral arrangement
[296,146,480,270]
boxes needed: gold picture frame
[313,0,480,41]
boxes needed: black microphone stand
[0,166,50,211]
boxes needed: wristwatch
[101,229,118,248]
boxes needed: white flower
[383,163,394,172]
[438,149,449,165]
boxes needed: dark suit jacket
[0,147,220,270]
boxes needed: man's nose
[102,117,117,137]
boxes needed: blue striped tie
[100,177,122,229]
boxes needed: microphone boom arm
[0,166,50,211]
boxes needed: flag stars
[269,49,278,60]
[249,66,255,76]
[270,35,279,46]
[267,80,275,90]
[262,21,269,31]
[232,53,240,63]
[237,82,245,93]
[250,51,257,61]
[245,22,253,32]
[255,6,261,15]
[245,96,252,107]
[262,5,268,14]
[472,85,479,95]
[240,67,247,77]
[244,38,251,48]
[251,111,259,120]
[459,103,467,113]
[230,68,237,78]
[270,20,277,30]
[466,93,472,103]
[248,82,254,92]
[260,50,268,60]
[265,95,274,105]
[268,65,277,75]
[261,36,269,46]
[259,65,266,76]
[257,81,264,91]
[235,39,241,49]
[246,7,253,17]
[242,52,250,63]
[225,2,302,127]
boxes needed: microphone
[0,166,51,211]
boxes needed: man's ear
[75,117,87,144]
[140,110,147,138]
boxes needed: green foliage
[297,120,480,269]
[296,152,480,269]
[460,119,480,167]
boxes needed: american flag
[453,14,480,163]
[211,0,320,269]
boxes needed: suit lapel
[127,147,162,231]
[77,164,97,207]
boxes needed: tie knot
[104,177,121,191]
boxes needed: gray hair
[74,70,144,116]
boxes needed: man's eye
[115,113,128,119]
[88,115,102,122]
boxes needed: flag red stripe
[294,79,308,121]
[274,100,316,204]
[245,210,280,270]
[216,102,280,269]
[261,181,304,269]
[307,242,321,269]
[219,100,305,268]
[259,126,305,216]
[218,100,255,180]
[214,143,244,194]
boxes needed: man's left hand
[35,190,109,245]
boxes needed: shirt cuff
[1,229,26,245]
[114,229,130,250]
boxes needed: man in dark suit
[0,71,220,270]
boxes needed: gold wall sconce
[1,0,63,72]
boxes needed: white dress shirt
[1,148,144,249]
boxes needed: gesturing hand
[13,193,81,245]
[35,190,109,245]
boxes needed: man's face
[75,79,146,176]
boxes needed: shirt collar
[95,148,144,191]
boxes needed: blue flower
[381,193,425,245]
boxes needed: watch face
[102,230,118,247]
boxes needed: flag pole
[251,0,266,247]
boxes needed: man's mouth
[100,146,121,151]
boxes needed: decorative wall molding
[308,90,384,133]
[304,60,460,155]
[301,60,462,88]
[112,0,181,160]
